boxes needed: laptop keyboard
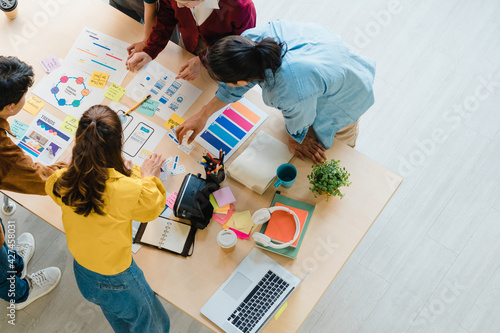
[227,270,289,333]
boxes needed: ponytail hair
[53,105,131,216]
[207,36,286,84]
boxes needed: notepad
[226,131,293,195]
[263,203,308,248]
[135,217,193,255]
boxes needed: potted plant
[307,159,351,201]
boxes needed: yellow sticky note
[214,204,230,214]
[230,210,254,234]
[274,302,287,320]
[131,164,141,179]
[60,115,79,135]
[89,71,110,88]
[104,83,126,102]
[23,95,45,115]
[163,113,186,129]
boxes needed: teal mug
[274,163,297,188]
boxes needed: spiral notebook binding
[158,220,172,248]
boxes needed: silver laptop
[201,248,305,333]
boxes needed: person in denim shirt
[176,20,375,164]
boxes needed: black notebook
[135,217,196,257]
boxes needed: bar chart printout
[195,99,268,159]
[65,27,130,85]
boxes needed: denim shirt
[215,20,376,148]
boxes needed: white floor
[2,0,500,332]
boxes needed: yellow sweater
[46,168,166,275]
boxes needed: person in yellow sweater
[46,105,170,332]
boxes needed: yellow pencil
[124,94,151,115]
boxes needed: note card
[60,115,79,135]
[131,164,141,179]
[223,210,254,234]
[9,120,29,139]
[213,187,236,207]
[104,83,126,102]
[164,113,185,129]
[89,71,110,88]
[137,99,159,117]
[40,55,61,73]
[166,191,178,209]
[23,95,45,115]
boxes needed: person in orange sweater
[0,56,65,309]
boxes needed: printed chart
[32,65,105,119]
[126,61,202,121]
[65,27,130,85]
[109,102,167,166]
[16,110,74,165]
[195,99,268,160]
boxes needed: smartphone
[123,122,154,157]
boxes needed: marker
[125,94,151,115]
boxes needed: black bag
[173,173,219,229]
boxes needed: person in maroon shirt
[126,0,256,81]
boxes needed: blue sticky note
[137,99,159,117]
[10,120,29,139]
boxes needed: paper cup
[217,230,237,253]
[1,0,18,19]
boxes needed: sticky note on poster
[10,120,29,139]
[104,83,126,102]
[60,115,79,135]
[40,55,61,73]
[89,71,110,88]
[23,96,45,115]
[164,113,185,129]
[137,99,159,117]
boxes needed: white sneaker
[13,232,35,279]
[15,267,61,310]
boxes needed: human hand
[126,52,152,72]
[127,41,147,58]
[140,153,166,178]
[175,111,209,144]
[123,158,132,170]
[287,135,327,165]
[176,56,202,81]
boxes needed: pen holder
[204,158,225,184]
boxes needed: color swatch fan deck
[195,99,268,159]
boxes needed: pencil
[124,94,151,115]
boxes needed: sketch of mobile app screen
[123,123,154,157]
[117,110,134,130]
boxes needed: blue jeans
[0,218,29,302]
[74,259,170,332]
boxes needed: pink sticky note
[212,205,234,225]
[166,191,178,209]
[212,187,236,207]
[229,227,250,240]
[40,55,61,73]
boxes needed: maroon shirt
[143,0,256,60]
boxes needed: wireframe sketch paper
[126,61,202,120]
[195,99,268,160]
[226,131,293,195]
[108,102,168,165]
[14,110,74,165]
[32,64,105,119]
[65,27,130,85]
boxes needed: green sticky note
[137,99,159,117]
[209,194,219,210]
[10,119,29,139]
[104,83,126,102]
